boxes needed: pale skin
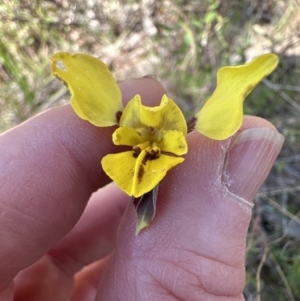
[0,78,284,301]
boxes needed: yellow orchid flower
[51,52,279,234]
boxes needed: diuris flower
[51,52,278,234]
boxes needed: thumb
[96,116,283,301]
[223,116,283,202]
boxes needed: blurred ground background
[0,0,300,300]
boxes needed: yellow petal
[102,151,136,195]
[119,94,187,135]
[157,130,188,155]
[102,150,184,197]
[195,53,279,140]
[51,52,123,126]
[131,150,184,197]
[112,127,143,146]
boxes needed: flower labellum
[51,52,279,234]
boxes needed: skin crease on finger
[0,78,166,301]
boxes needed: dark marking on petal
[133,145,142,154]
[142,151,152,165]
[116,110,123,124]
[132,152,139,158]
[151,148,160,159]
[137,164,145,183]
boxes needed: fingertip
[119,77,166,106]
[224,126,284,203]
[240,115,278,132]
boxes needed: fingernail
[224,128,284,203]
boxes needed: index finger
[0,77,166,290]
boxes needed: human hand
[0,77,284,301]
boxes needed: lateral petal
[195,53,279,140]
[51,52,123,126]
